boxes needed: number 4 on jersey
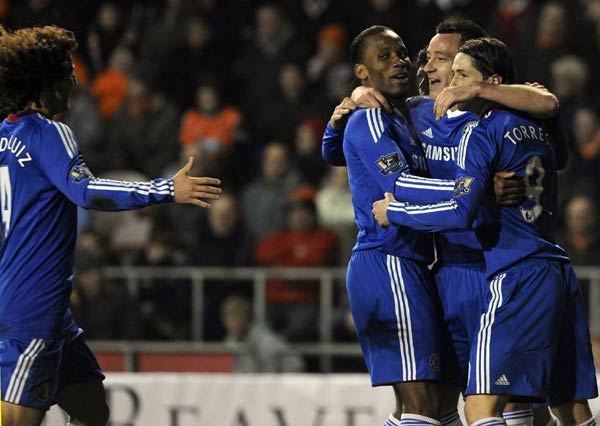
[0,166,11,237]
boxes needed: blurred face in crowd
[424,33,461,99]
[295,123,319,155]
[537,2,567,42]
[196,85,220,114]
[288,203,316,232]
[208,194,238,237]
[279,64,304,98]
[222,298,251,340]
[566,195,597,234]
[98,3,121,32]
[262,143,288,182]
[256,6,282,44]
[354,30,411,103]
[574,108,599,146]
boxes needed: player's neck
[22,101,51,118]
[469,99,494,119]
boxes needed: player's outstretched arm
[434,83,559,120]
[172,157,222,208]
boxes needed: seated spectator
[559,194,600,265]
[90,46,133,121]
[107,76,181,178]
[254,187,338,341]
[241,142,304,243]
[292,118,328,187]
[179,82,244,177]
[306,24,352,105]
[221,294,305,373]
[316,166,357,265]
[71,265,143,340]
[558,107,600,202]
[193,193,253,340]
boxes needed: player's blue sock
[441,410,463,426]
[400,413,441,426]
[578,417,596,426]
[386,414,402,426]
[503,408,533,426]
[471,417,506,426]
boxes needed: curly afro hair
[0,25,78,115]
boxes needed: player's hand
[330,97,357,132]
[351,86,392,112]
[524,81,549,91]
[372,192,395,227]
[494,171,525,206]
[434,84,481,120]
[173,157,222,207]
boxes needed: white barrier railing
[95,265,600,372]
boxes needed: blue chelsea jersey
[407,97,484,264]
[387,109,569,278]
[0,112,175,338]
[342,107,433,263]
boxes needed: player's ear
[489,74,502,85]
[354,63,368,81]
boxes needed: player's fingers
[192,184,222,193]
[497,186,525,195]
[384,192,394,201]
[495,171,516,179]
[191,198,212,208]
[340,97,357,109]
[193,191,221,199]
[189,177,222,186]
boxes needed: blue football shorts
[0,328,105,410]
[346,250,441,386]
[544,262,598,406]
[466,259,567,400]
[435,262,488,390]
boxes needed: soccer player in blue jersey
[323,19,561,426]
[0,26,222,426]
[339,25,448,426]
[372,37,597,426]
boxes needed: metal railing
[95,265,600,372]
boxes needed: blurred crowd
[4,0,600,367]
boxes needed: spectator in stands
[292,118,328,187]
[194,193,253,340]
[160,16,224,108]
[86,2,128,74]
[559,194,600,265]
[71,265,143,340]
[306,24,352,105]
[514,1,576,87]
[316,166,356,265]
[557,106,600,207]
[241,142,304,242]
[550,55,592,127]
[179,82,245,178]
[221,294,305,372]
[235,4,309,140]
[90,46,133,122]
[255,187,338,341]
[107,75,181,178]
